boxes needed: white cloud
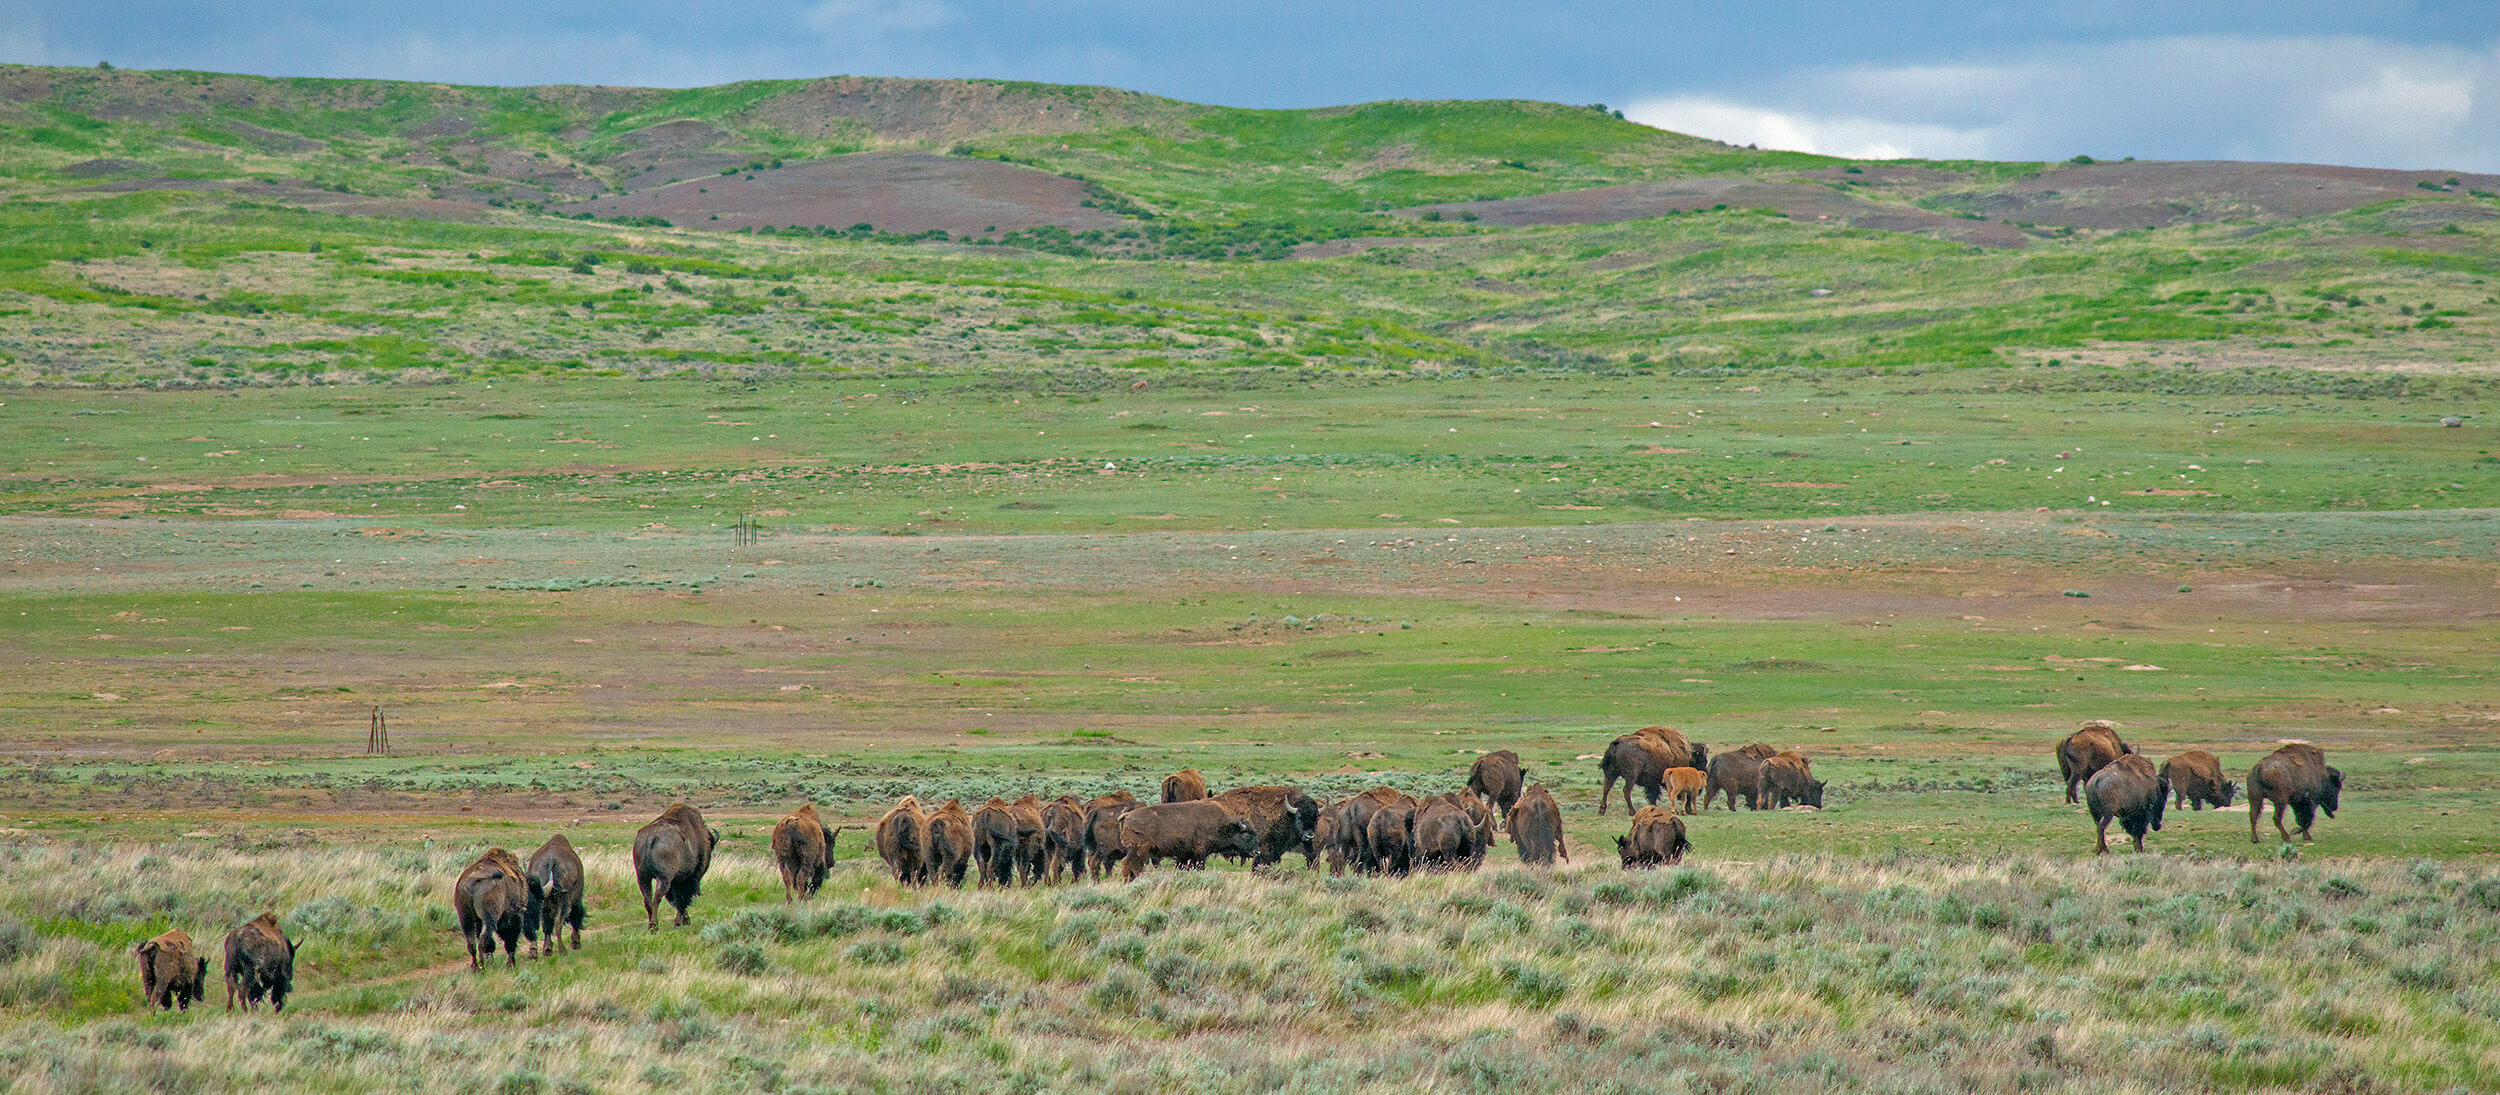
[1628,35,2500,172]
[805,0,964,37]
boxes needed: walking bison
[2160,750,2236,810]
[925,799,976,887]
[876,796,929,885]
[632,804,718,929]
[2085,753,2168,854]
[1081,792,1141,881]
[2249,744,2343,844]
[1466,750,1525,828]
[455,848,528,969]
[771,803,832,902]
[1212,785,1320,870]
[135,928,206,1011]
[1664,766,1707,814]
[2057,721,2134,805]
[524,834,586,956]
[222,913,297,1011]
[1598,728,1703,815]
[1507,783,1569,866]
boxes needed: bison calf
[2160,750,2236,811]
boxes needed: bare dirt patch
[576,152,1129,235]
[1398,178,2035,247]
[1944,161,2500,229]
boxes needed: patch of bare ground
[2017,340,2496,374]
[576,152,1129,235]
[732,76,1192,146]
[1397,178,2035,247]
[1943,160,2500,229]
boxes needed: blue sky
[6,2,2495,170]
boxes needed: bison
[971,797,1025,887]
[1466,750,1525,829]
[1212,785,1320,870]
[1118,801,1259,880]
[1663,766,1707,814]
[1161,769,1209,803]
[924,799,976,886]
[2160,750,2236,810]
[2085,753,2168,854]
[455,848,528,969]
[1081,792,1142,881]
[1341,786,1415,874]
[1008,794,1050,884]
[771,803,832,902]
[2249,743,2343,844]
[1313,803,1348,875]
[1636,726,1708,771]
[1507,783,1569,866]
[1367,801,1418,877]
[1598,730,1692,815]
[875,796,929,885]
[524,834,586,956]
[1760,751,1825,809]
[222,913,297,1012]
[135,928,207,1011]
[1042,795,1089,883]
[1705,745,1775,811]
[1617,805,1690,869]
[632,804,718,930]
[2057,720,2134,805]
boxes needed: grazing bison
[771,804,832,902]
[1081,792,1142,881]
[1367,801,1419,877]
[524,834,586,957]
[1507,783,1569,866]
[2160,750,2236,810]
[455,848,529,970]
[1341,786,1416,873]
[1664,767,1708,814]
[1212,785,1320,870]
[1118,801,1259,880]
[2085,753,2168,854]
[1466,750,1525,829]
[1705,746,1775,811]
[1617,806,1690,869]
[135,928,207,1011]
[632,804,719,930]
[222,913,297,1012]
[1760,751,1826,809]
[971,797,1023,887]
[1042,795,1089,884]
[876,796,929,885]
[925,799,976,886]
[2249,744,2343,844]
[1161,769,1209,803]
[2057,720,2135,805]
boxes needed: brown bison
[1413,795,1490,872]
[1466,750,1525,829]
[1161,769,1209,803]
[875,796,929,885]
[772,804,833,902]
[2249,744,2343,844]
[1008,794,1050,884]
[924,799,976,886]
[1705,744,1776,811]
[1760,751,1826,809]
[2085,753,2168,854]
[1341,786,1416,873]
[1367,800,1419,877]
[2160,750,2237,810]
[971,797,1024,887]
[524,834,586,956]
[1636,726,1709,770]
[1042,795,1089,883]
[1598,728,1703,815]
[455,848,529,969]
[135,928,207,1010]
[1313,803,1348,875]
[1664,767,1707,814]
[1118,801,1259,880]
[632,804,718,929]
[222,913,297,1012]
[1081,792,1142,881]
[2057,721,2135,805]
[1618,805,1690,868]
[1212,785,1320,870]
[1506,783,1569,866]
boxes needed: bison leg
[2064,777,2080,806]
[2093,814,2111,855]
[640,875,661,931]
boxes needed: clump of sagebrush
[0,846,2496,1093]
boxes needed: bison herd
[134,913,299,1013]
[2057,720,2346,854]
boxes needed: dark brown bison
[1413,796,1489,872]
[1008,795,1049,884]
[455,848,528,969]
[524,834,585,957]
[1342,786,1416,873]
[1313,803,1348,874]
[2249,743,2343,844]
[1118,801,1259,880]
[2086,753,2168,854]
[971,797,1023,887]
[1507,783,1569,866]
[135,928,206,1010]
[2057,720,2135,805]
[1705,745,1775,811]
[772,804,832,902]
[1161,769,1209,803]
[222,913,297,1011]
[2160,750,2237,810]
[1664,767,1707,814]
[632,804,718,929]
[925,799,976,886]
[1760,751,1826,809]
[1042,795,1088,883]
[1636,726,1708,771]
[1598,733,1674,815]
[1081,792,1141,881]
[875,796,928,885]
[1466,750,1525,829]
[1367,801,1418,876]
[1618,805,1690,868]
[1212,785,1320,870]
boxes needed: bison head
[2322,767,2343,816]
[1614,835,1634,866]
[1803,780,1825,808]
[706,827,721,851]
[2218,780,2239,808]
[1219,819,1259,858]
[1689,742,1710,770]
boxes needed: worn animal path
[314,923,639,995]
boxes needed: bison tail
[522,875,546,942]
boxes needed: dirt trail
[316,921,639,995]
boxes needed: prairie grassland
[2,840,2495,1094]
